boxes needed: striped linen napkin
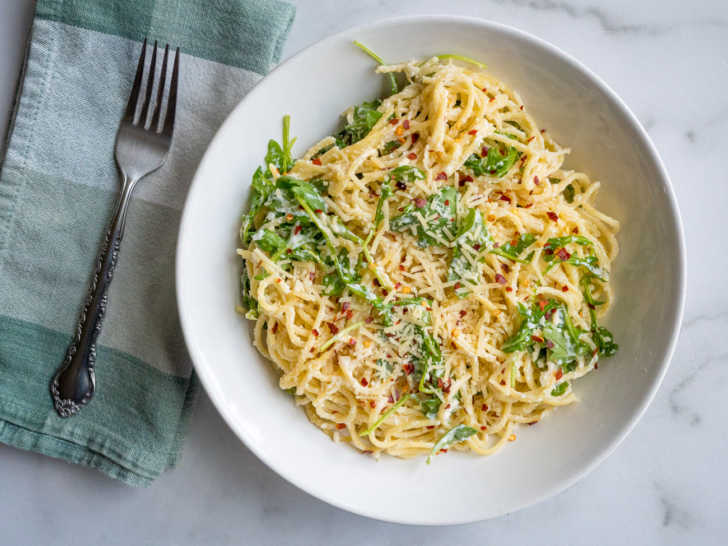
[0,0,294,486]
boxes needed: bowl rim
[176,14,687,525]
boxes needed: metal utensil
[50,40,179,417]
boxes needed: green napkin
[0,0,295,486]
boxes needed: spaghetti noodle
[237,54,619,460]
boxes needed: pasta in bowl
[237,52,619,461]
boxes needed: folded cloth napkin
[0,0,294,486]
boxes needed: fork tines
[124,38,179,136]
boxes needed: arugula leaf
[464,143,520,178]
[381,140,401,154]
[413,326,445,394]
[448,208,493,296]
[390,165,425,183]
[551,382,569,396]
[420,396,442,420]
[335,100,383,148]
[353,40,399,95]
[545,235,593,249]
[362,181,393,288]
[428,424,477,463]
[490,233,536,263]
[580,275,605,307]
[252,229,287,255]
[276,176,327,213]
[563,184,575,203]
[502,299,590,371]
[390,187,458,247]
[359,393,411,436]
[240,267,258,320]
[264,114,296,174]
[240,167,274,244]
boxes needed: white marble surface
[0,0,726,543]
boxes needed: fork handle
[50,181,135,417]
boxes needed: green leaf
[240,166,274,244]
[390,186,458,247]
[448,208,493,296]
[551,382,569,396]
[566,255,608,281]
[276,176,327,213]
[381,140,401,154]
[240,267,258,319]
[563,184,575,203]
[489,233,536,263]
[335,100,383,148]
[428,424,477,463]
[390,165,425,183]
[420,396,442,420]
[353,40,399,95]
[359,393,411,436]
[545,236,593,249]
[253,229,287,254]
[592,325,618,357]
[464,143,520,178]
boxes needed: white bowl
[176,16,686,524]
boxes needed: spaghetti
[237,54,619,460]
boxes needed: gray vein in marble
[490,0,728,35]
[655,482,693,529]
[669,351,726,425]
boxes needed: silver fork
[50,40,180,417]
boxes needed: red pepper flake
[445,403,451,410]
[286,248,292,254]
[345,309,354,320]
[365,316,373,324]
[398,264,406,271]
[369,400,376,408]
[468,129,478,135]
[427,425,435,430]
[519,105,524,111]
[327,322,339,335]
[373,278,381,287]
[481,146,489,157]
[309,271,316,281]
[495,273,507,285]
[314,209,323,214]
[500,380,506,385]
[336,423,346,430]
[414,197,427,208]
[403,119,411,130]
[547,211,559,222]
[389,118,399,126]
[595,362,599,370]
[540,129,546,134]
[459,310,467,318]
[533,176,540,185]
[546,340,555,349]
[360,377,368,386]
[480,426,487,431]
[489,96,495,103]
[271,322,278,334]
[526,136,535,143]
[505,286,513,292]
[348,338,356,347]
[403,363,414,375]
[275,278,282,284]
[562,285,569,292]
[531,334,544,343]
[481,404,489,411]
[294,225,302,235]
[341,302,350,312]
[444,200,450,206]
[312,157,322,166]
[499,194,511,203]
[436,171,447,181]
[411,132,419,144]
[538,299,547,311]
[407,152,417,160]
[394,282,402,290]
[459,174,473,187]
[482,88,487,92]
[557,248,571,261]
[387,394,394,403]
[454,282,461,290]
[312,329,319,337]
[572,226,580,234]
[472,243,481,251]
[382,289,389,296]
[524,203,534,208]
[555,369,563,380]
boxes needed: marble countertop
[1,0,725,544]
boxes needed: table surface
[1,0,726,544]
